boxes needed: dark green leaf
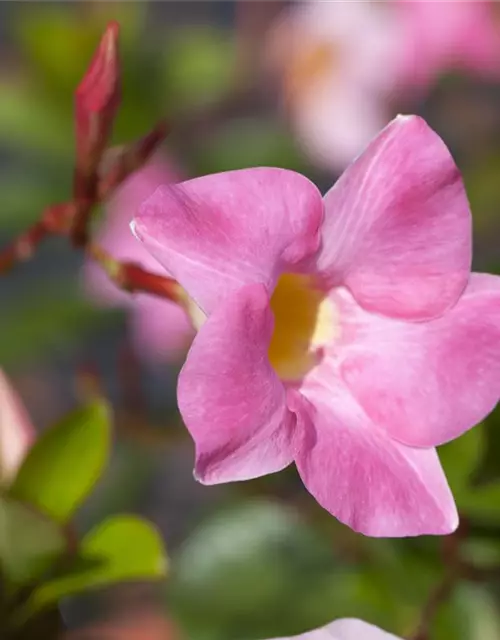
[9,401,111,523]
[0,495,66,585]
[169,500,338,639]
[28,516,166,612]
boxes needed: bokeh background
[1,1,500,638]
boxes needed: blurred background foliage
[1,2,500,639]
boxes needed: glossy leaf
[0,495,66,585]
[28,516,166,612]
[169,499,339,639]
[9,401,111,523]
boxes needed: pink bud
[75,22,121,176]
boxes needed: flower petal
[178,284,299,484]
[0,370,36,484]
[316,115,472,320]
[336,273,500,448]
[133,168,323,315]
[295,380,458,537]
[272,618,402,640]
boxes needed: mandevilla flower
[133,115,500,537]
[270,618,400,640]
[83,158,195,361]
[0,370,35,484]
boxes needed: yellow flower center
[268,273,338,380]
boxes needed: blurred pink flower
[266,0,401,171]
[395,0,500,93]
[133,115,500,537]
[272,619,400,640]
[83,158,194,362]
[267,1,500,172]
[0,370,35,484]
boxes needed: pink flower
[266,1,401,171]
[271,619,400,640]
[133,115,500,537]
[395,0,500,93]
[0,370,35,484]
[83,158,194,362]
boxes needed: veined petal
[271,618,402,640]
[316,115,471,320]
[295,380,458,537]
[336,273,500,448]
[133,168,323,315]
[0,371,35,484]
[178,284,300,484]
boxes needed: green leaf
[438,425,484,497]
[9,401,111,523]
[169,499,338,639]
[28,516,166,612]
[0,495,66,585]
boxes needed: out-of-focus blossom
[0,370,35,484]
[266,1,500,173]
[83,158,194,362]
[394,0,500,93]
[271,618,401,640]
[134,115,500,537]
[266,1,401,171]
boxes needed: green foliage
[9,401,111,524]
[439,424,500,525]
[170,499,341,639]
[28,516,166,614]
[192,117,310,176]
[0,84,72,159]
[0,283,118,368]
[162,26,235,112]
[0,495,66,586]
[439,424,484,498]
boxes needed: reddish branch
[0,22,177,305]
